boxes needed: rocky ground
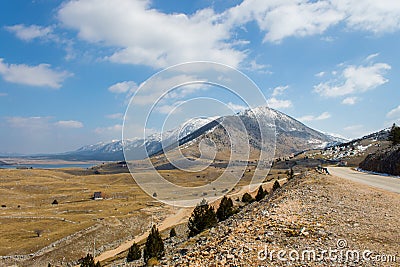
[160,170,399,266]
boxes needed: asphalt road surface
[328,167,400,194]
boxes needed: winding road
[328,167,400,194]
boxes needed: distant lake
[0,163,96,169]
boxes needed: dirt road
[328,167,400,193]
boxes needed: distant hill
[0,160,10,166]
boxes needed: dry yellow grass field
[0,168,159,266]
[0,161,285,266]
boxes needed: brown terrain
[1,138,399,266]
[158,170,399,266]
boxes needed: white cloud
[6,116,84,129]
[298,111,331,122]
[154,104,182,115]
[342,124,373,138]
[272,85,289,97]
[226,0,344,43]
[0,58,71,88]
[334,0,400,33]
[267,97,292,109]
[315,71,325,77]
[94,123,157,140]
[342,96,358,105]
[6,116,52,129]
[226,0,400,43]
[387,105,400,118]
[94,124,122,134]
[106,113,124,119]
[55,0,400,69]
[55,120,84,128]
[365,53,379,62]
[5,24,53,41]
[108,81,138,94]
[226,102,247,113]
[314,61,391,97]
[3,116,87,154]
[58,0,245,68]
[246,60,272,74]
[131,75,206,106]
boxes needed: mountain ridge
[7,106,349,161]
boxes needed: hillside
[359,144,400,176]
[299,128,392,166]
[159,171,399,266]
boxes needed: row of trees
[189,180,281,238]
[79,179,283,266]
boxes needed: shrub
[272,180,281,191]
[127,242,141,262]
[188,199,217,237]
[143,225,164,263]
[34,229,43,237]
[241,192,254,203]
[216,196,234,221]
[169,228,177,238]
[78,254,101,267]
[255,186,267,201]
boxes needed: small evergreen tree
[216,196,234,221]
[255,186,267,201]
[143,225,164,263]
[287,168,294,180]
[188,199,217,237]
[127,242,141,262]
[78,254,101,267]
[241,192,255,203]
[169,228,177,238]
[389,123,400,145]
[272,180,281,191]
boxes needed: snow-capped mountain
[235,106,342,156]
[64,117,218,161]
[57,106,344,161]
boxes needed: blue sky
[0,0,399,154]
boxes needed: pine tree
[255,186,267,201]
[389,123,400,145]
[272,180,281,191]
[127,242,141,262]
[216,196,234,221]
[241,192,255,203]
[188,199,218,237]
[287,168,294,179]
[143,225,164,263]
[78,254,101,267]
[169,228,177,238]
